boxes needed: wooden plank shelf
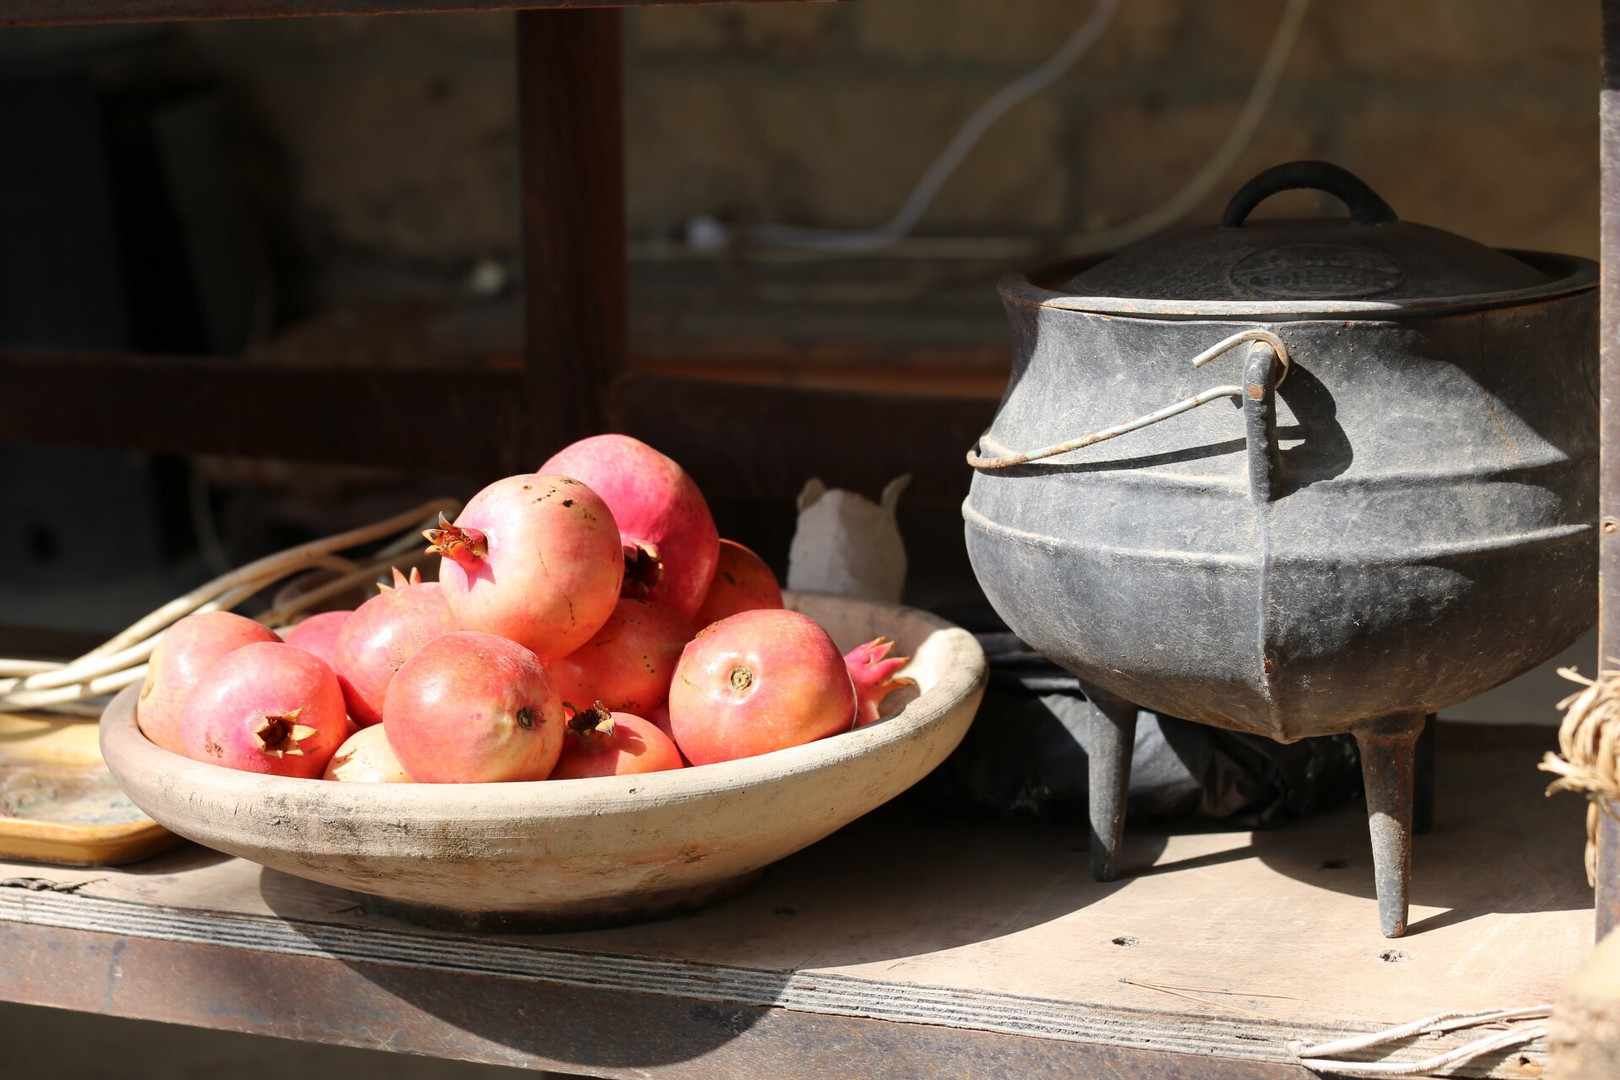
[0,2,989,505]
[1,3,636,494]
[0,259,1011,501]
[0,346,998,503]
[0,349,535,480]
[0,722,1589,1079]
[0,0,796,28]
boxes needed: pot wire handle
[966,329,1291,470]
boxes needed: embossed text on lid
[1230,243,1404,299]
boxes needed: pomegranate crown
[621,541,664,600]
[566,701,616,739]
[423,512,488,564]
[377,566,423,592]
[253,709,318,758]
[845,636,915,727]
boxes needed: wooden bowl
[99,593,986,929]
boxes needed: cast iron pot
[963,161,1598,936]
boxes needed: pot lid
[1064,161,1551,303]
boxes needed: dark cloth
[914,605,1363,829]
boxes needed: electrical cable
[744,0,1120,254]
[711,0,1311,307]
[1057,0,1311,256]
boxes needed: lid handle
[1221,161,1398,228]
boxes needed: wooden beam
[0,351,531,478]
[614,371,996,504]
[1599,0,1620,942]
[0,0,802,28]
[0,354,994,503]
[517,6,627,463]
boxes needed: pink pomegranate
[845,637,915,727]
[549,704,685,779]
[427,474,623,662]
[177,642,349,777]
[540,435,719,621]
[692,539,783,627]
[548,598,694,717]
[138,611,281,755]
[324,724,413,783]
[282,610,352,668]
[667,608,856,766]
[331,567,458,726]
[383,630,565,783]
[643,700,674,740]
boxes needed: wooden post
[1601,0,1620,943]
[516,8,627,463]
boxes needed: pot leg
[1353,712,1427,938]
[1079,682,1138,883]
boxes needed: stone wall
[169,0,1600,270]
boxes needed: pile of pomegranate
[136,435,915,784]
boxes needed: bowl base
[351,868,768,934]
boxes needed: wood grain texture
[0,724,1584,1078]
[0,713,178,867]
[614,371,997,503]
[518,7,626,459]
[0,0,817,28]
[1549,925,1620,1078]
[1598,0,1620,943]
[0,920,1307,1080]
[0,350,995,497]
[0,350,533,478]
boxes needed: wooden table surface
[0,722,1590,1079]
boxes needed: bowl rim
[101,593,988,822]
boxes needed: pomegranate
[667,608,856,766]
[426,474,623,662]
[383,630,565,783]
[549,704,685,779]
[548,598,694,717]
[692,539,784,628]
[324,724,413,783]
[643,700,674,740]
[331,567,458,726]
[177,642,348,777]
[138,611,280,755]
[845,637,915,727]
[282,610,352,668]
[540,435,719,621]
